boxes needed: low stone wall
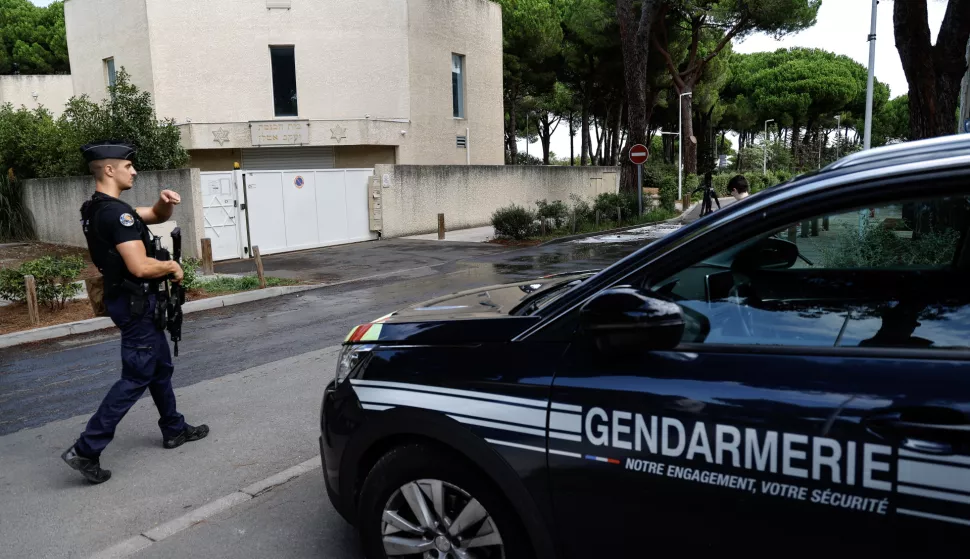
[375,165,619,238]
[22,169,205,258]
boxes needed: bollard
[253,246,267,289]
[25,274,40,326]
[438,213,446,240]
[811,218,819,237]
[201,238,214,275]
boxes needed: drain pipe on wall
[467,127,471,165]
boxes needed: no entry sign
[630,144,649,165]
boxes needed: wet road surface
[0,237,655,436]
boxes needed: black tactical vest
[80,193,153,295]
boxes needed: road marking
[86,456,323,559]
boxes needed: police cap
[81,140,137,163]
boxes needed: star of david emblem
[330,125,347,143]
[212,128,230,146]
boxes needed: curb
[538,203,699,246]
[87,456,322,559]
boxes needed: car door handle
[864,409,969,455]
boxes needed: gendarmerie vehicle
[321,134,970,559]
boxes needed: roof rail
[826,134,970,171]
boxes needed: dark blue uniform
[74,192,186,458]
[62,140,206,484]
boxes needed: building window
[104,57,117,89]
[452,54,465,119]
[271,46,298,117]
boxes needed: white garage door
[243,169,375,256]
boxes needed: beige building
[64,0,505,171]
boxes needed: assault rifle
[167,227,185,357]
[152,228,185,356]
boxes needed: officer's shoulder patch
[119,213,135,227]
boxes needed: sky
[521,0,950,161]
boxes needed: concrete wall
[335,146,396,168]
[22,169,205,259]
[376,165,619,238]
[64,0,155,102]
[0,75,74,116]
[403,0,504,165]
[189,149,242,172]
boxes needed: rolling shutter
[241,146,335,170]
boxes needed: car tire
[357,443,530,559]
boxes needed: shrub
[492,204,537,239]
[775,169,793,184]
[712,173,732,197]
[820,223,961,268]
[593,192,637,222]
[658,176,678,212]
[181,257,202,290]
[535,199,569,229]
[0,69,188,180]
[0,255,85,310]
[0,174,35,241]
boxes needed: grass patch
[190,275,299,295]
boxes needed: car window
[653,195,970,349]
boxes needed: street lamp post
[763,119,775,176]
[863,0,878,150]
[678,91,693,202]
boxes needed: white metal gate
[242,169,375,256]
[201,171,243,261]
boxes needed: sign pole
[637,163,643,217]
[628,143,650,219]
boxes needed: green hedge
[0,255,84,310]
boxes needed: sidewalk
[405,225,496,243]
[214,238,505,282]
[0,345,341,559]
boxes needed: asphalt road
[0,221,699,558]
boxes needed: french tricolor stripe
[585,455,621,465]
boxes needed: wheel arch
[339,407,558,559]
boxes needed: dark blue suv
[321,135,970,559]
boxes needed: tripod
[692,173,721,217]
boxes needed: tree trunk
[680,88,697,175]
[505,86,519,165]
[616,0,662,194]
[540,116,552,165]
[895,0,970,140]
[581,94,590,166]
[569,113,576,166]
[790,120,801,164]
[611,100,623,166]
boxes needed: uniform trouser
[75,293,186,459]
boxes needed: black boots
[163,424,210,449]
[61,446,112,484]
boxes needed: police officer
[61,140,208,484]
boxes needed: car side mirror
[733,237,799,270]
[579,287,685,353]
